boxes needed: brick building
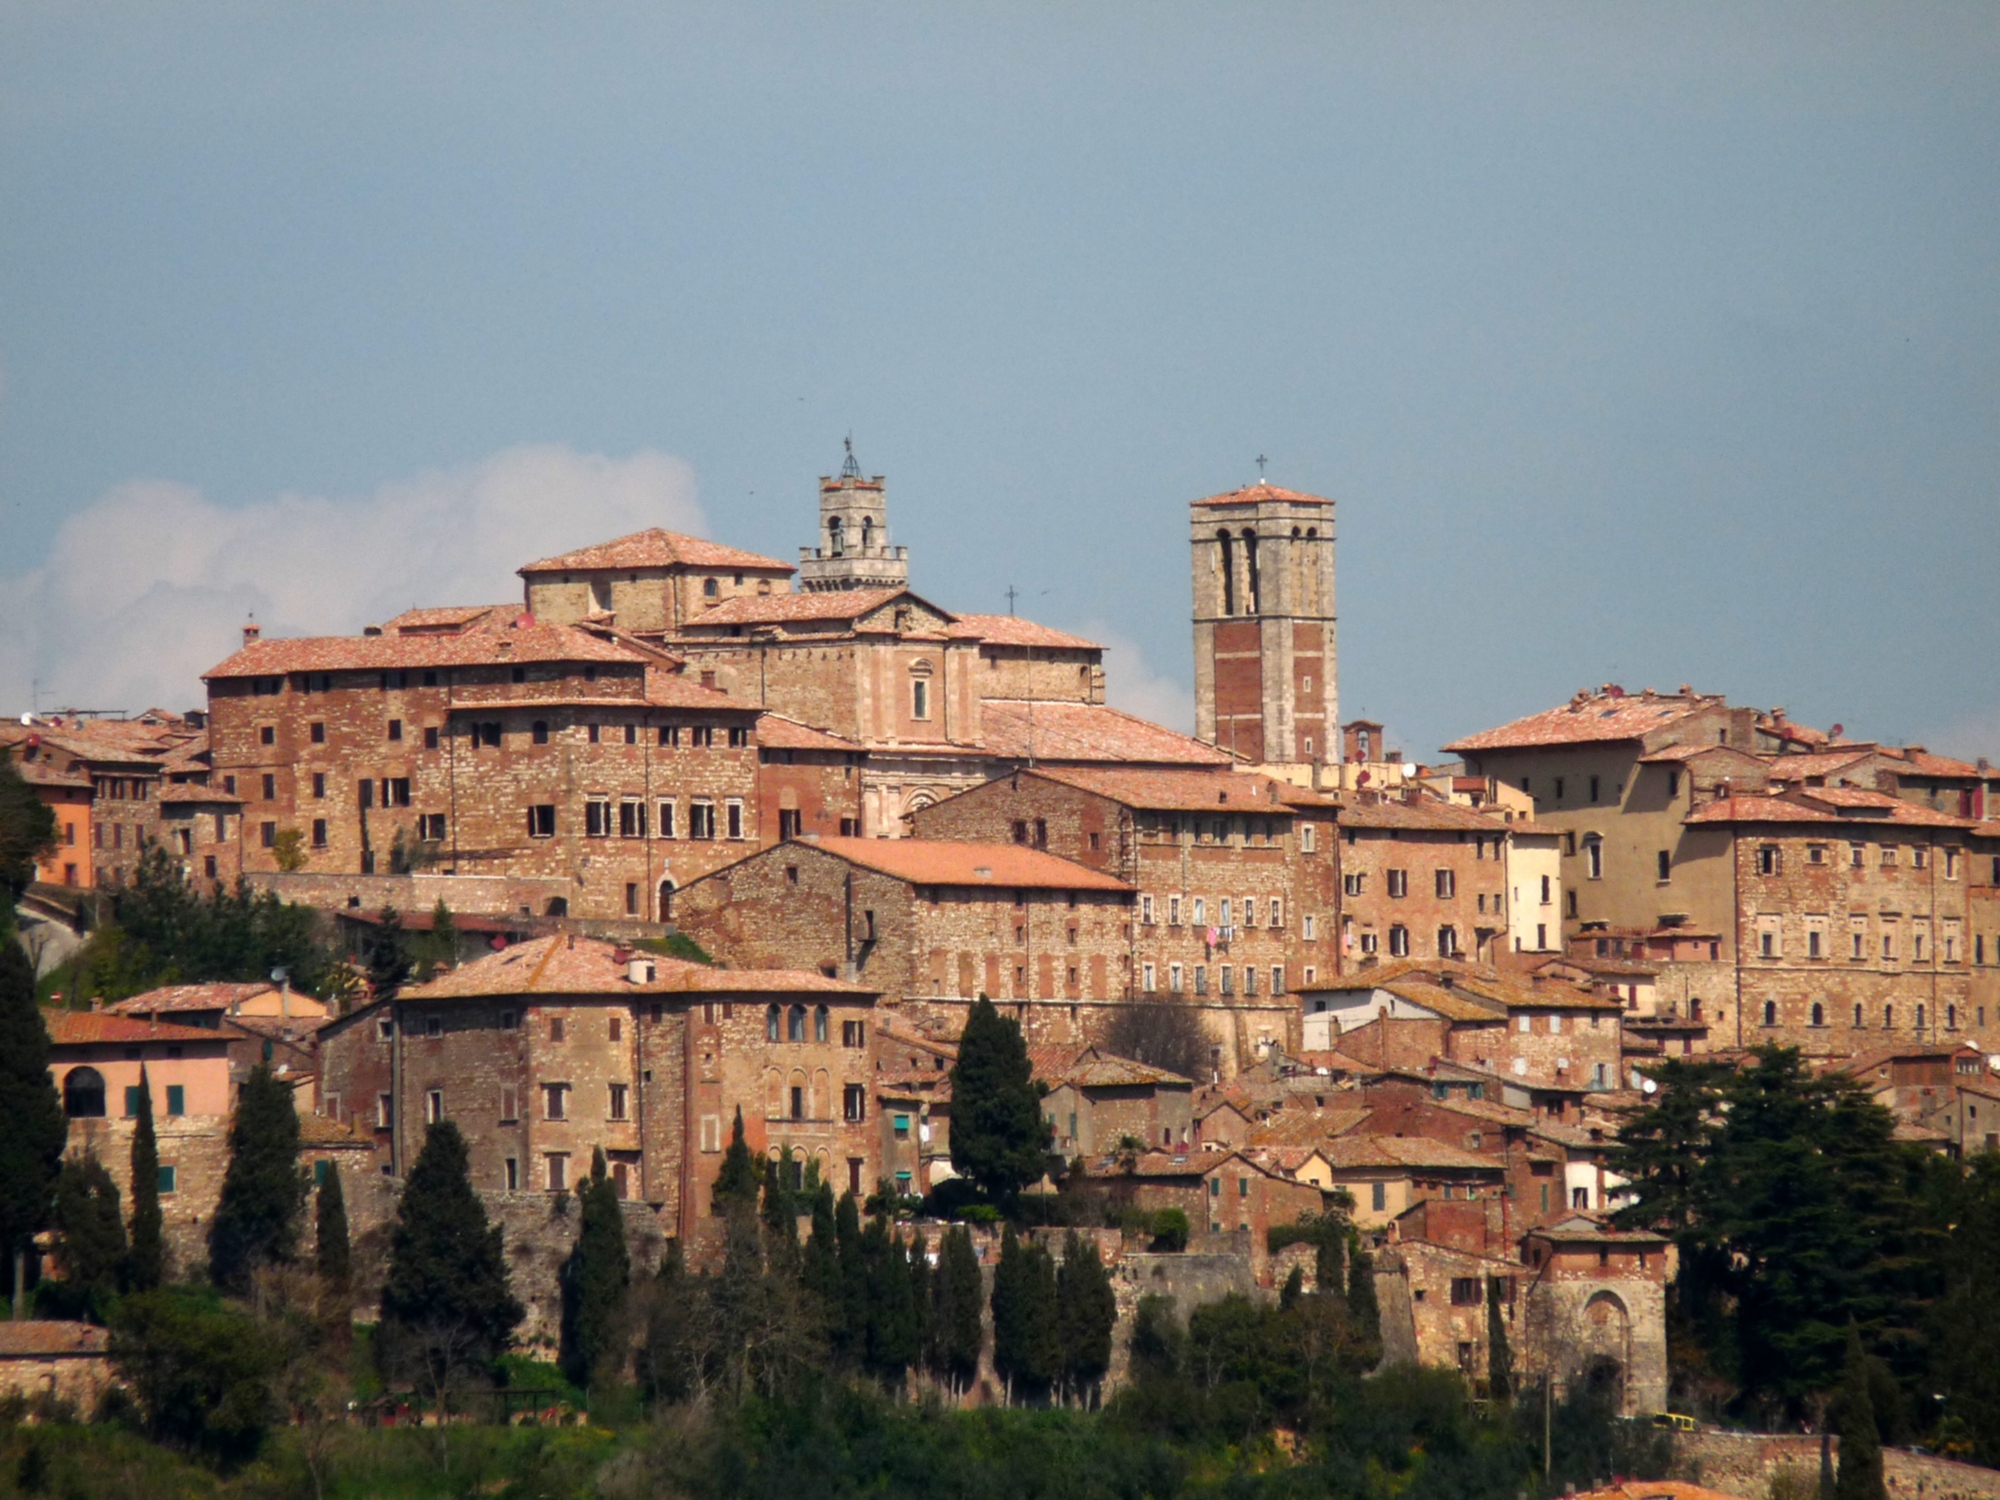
[518,532,795,634]
[156,782,244,887]
[1329,795,1513,972]
[4,748,93,889]
[1188,480,1338,766]
[314,935,882,1243]
[1833,1042,2000,1154]
[201,613,760,922]
[1313,1134,1506,1228]
[753,714,865,843]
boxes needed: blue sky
[4,4,1998,760]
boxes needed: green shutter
[166,1085,185,1117]
[157,1165,177,1194]
[124,1085,144,1118]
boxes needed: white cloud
[0,445,704,713]
[1082,618,1195,734]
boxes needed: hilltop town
[6,455,1999,1496]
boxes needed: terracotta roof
[158,782,241,805]
[1444,691,1723,754]
[383,604,508,633]
[978,700,1234,766]
[755,714,863,753]
[685,588,916,627]
[1687,793,1972,828]
[1079,1149,1253,1179]
[519,528,792,576]
[1015,765,1291,813]
[298,1113,375,1148]
[3,754,91,789]
[1062,1056,1194,1090]
[109,983,274,1015]
[1026,1042,1091,1083]
[0,729,163,769]
[1794,787,1972,825]
[1541,956,1657,979]
[0,1322,109,1358]
[1190,481,1334,508]
[945,615,1102,651]
[1637,742,1763,765]
[1246,1108,1373,1148]
[1880,746,1986,778]
[1684,795,1838,825]
[398,935,872,1000]
[1336,798,1503,833]
[1759,748,1880,781]
[1832,1042,1981,1077]
[1318,1134,1501,1172]
[43,1011,227,1045]
[797,835,1131,892]
[204,620,648,678]
[1303,960,1622,1014]
[1525,1213,1666,1245]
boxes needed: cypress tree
[315,1159,350,1290]
[862,1215,919,1386]
[0,756,58,902]
[947,998,1050,1206]
[49,1153,126,1322]
[1835,1323,1886,1500]
[833,1190,867,1366]
[712,1107,760,1215]
[0,929,65,1317]
[1024,1238,1061,1397]
[127,1065,164,1292]
[561,1149,632,1389]
[1486,1274,1513,1400]
[380,1120,523,1385]
[802,1180,838,1311]
[1346,1233,1381,1367]
[991,1224,1029,1403]
[762,1147,799,1276]
[1057,1230,1116,1407]
[931,1225,983,1398]
[1280,1264,1305,1311]
[367,905,412,1001]
[208,1064,307,1291]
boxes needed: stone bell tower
[1190,478,1337,765]
[798,439,910,592]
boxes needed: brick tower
[798,439,910,592]
[1190,480,1337,765]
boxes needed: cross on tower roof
[841,434,861,479]
[1255,453,1267,481]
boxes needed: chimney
[88,996,102,1013]
[627,957,655,985]
[278,973,291,1018]
[241,621,261,645]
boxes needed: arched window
[1584,836,1604,881]
[1242,529,1260,614]
[1216,531,1235,615]
[703,577,719,598]
[1763,1001,1777,1027]
[658,878,675,919]
[766,1005,781,1042]
[1917,1004,1927,1029]
[1810,1002,1824,1027]
[861,517,874,551]
[531,721,549,744]
[788,1005,806,1042]
[1949,1004,1958,1030]
[63,1066,105,1118]
[1854,1003,1863,1027]
[814,1005,829,1043]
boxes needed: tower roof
[1192,481,1333,508]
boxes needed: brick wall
[1336,823,1509,973]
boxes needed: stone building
[0,728,169,888]
[156,781,244,887]
[1329,794,1513,972]
[314,935,882,1243]
[1312,1134,1507,1229]
[797,444,910,592]
[0,1322,115,1414]
[753,713,865,843]
[1076,1147,1325,1280]
[1189,480,1338,766]
[201,612,760,922]
[908,764,1334,1029]
[1833,1042,2000,1154]
[1039,1051,1195,1157]
[519,533,795,634]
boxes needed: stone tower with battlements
[798,441,910,592]
[1190,480,1337,765]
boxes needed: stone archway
[1581,1291,1632,1412]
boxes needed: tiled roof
[1190,481,1333,508]
[1026,1042,1090,1083]
[1637,743,1761,765]
[978,700,1234,766]
[43,1011,226,1045]
[945,615,1102,651]
[1687,793,1972,828]
[1336,798,1503,833]
[3,754,91,789]
[1304,960,1622,1014]
[1063,1056,1194,1090]
[1794,787,1971,826]
[1832,1043,1980,1077]
[0,1322,109,1358]
[158,782,241,805]
[1880,746,1986,778]
[1017,765,1291,813]
[685,589,915,627]
[383,604,508,633]
[1759,748,1879,781]
[798,836,1132,892]
[519,528,792,575]
[1079,1149,1249,1179]
[1317,1134,1501,1172]
[298,1113,375,1148]
[1525,1214,1666,1246]
[755,714,863,752]
[1684,795,1838,825]
[0,728,164,769]
[204,621,648,678]
[1444,691,1722,754]
[1541,955,1657,979]
[1246,1108,1373,1148]
[398,936,872,1000]
[109,983,275,1015]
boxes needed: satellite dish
[18,713,30,726]
[1642,1077,1658,1094]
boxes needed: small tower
[798,439,910,592]
[1190,477,1337,765]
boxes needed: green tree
[128,1065,164,1291]
[992,1226,1059,1404]
[1057,1229,1116,1407]
[0,929,66,1315]
[314,1159,349,1290]
[948,997,1050,1206]
[109,1286,281,1465]
[831,1189,867,1367]
[1346,1233,1381,1367]
[560,1148,631,1389]
[48,1153,127,1322]
[638,1238,706,1405]
[929,1225,983,1398]
[1486,1275,1513,1400]
[378,1120,523,1402]
[712,1106,760,1215]
[1930,1153,2000,1463]
[1835,1323,1885,1500]
[862,1214,920,1387]
[415,899,458,983]
[803,1179,839,1310]
[208,1064,307,1291]
[0,755,58,901]
[270,827,308,873]
[366,905,412,1000]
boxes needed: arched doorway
[1581,1291,1632,1412]
[63,1066,106,1118]
[658,878,676,920]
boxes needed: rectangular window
[1435,869,1455,899]
[1219,965,1234,996]
[1192,897,1206,925]
[1271,965,1284,993]
[500,1087,518,1123]
[1658,850,1671,881]
[1301,824,1316,853]
[608,1083,629,1121]
[1344,872,1364,897]
[124,1085,144,1117]
[1269,898,1283,927]
[504,1158,519,1192]
[1141,894,1154,925]
[1169,963,1184,994]
[619,799,646,838]
[726,800,745,839]
[311,818,327,848]
[1387,869,1408,898]
[911,680,929,719]
[1168,895,1182,926]
[689,801,716,839]
[527,804,556,838]
[166,1085,184,1117]
[377,1093,394,1128]
[1302,914,1316,940]
[842,1019,866,1047]
[1193,965,1208,996]
[387,719,403,742]
[543,1083,568,1120]
[426,1090,444,1125]
[1142,962,1157,993]
[550,1016,565,1042]
[1852,843,1867,867]
[157,1165,177,1195]
[546,1154,568,1192]
[586,799,611,838]
[260,821,277,848]
[424,726,440,750]
[1371,1181,1386,1211]
[309,721,325,744]
[843,1084,866,1122]
[262,773,277,800]
[1243,965,1258,996]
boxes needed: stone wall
[1678,1430,2000,1500]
